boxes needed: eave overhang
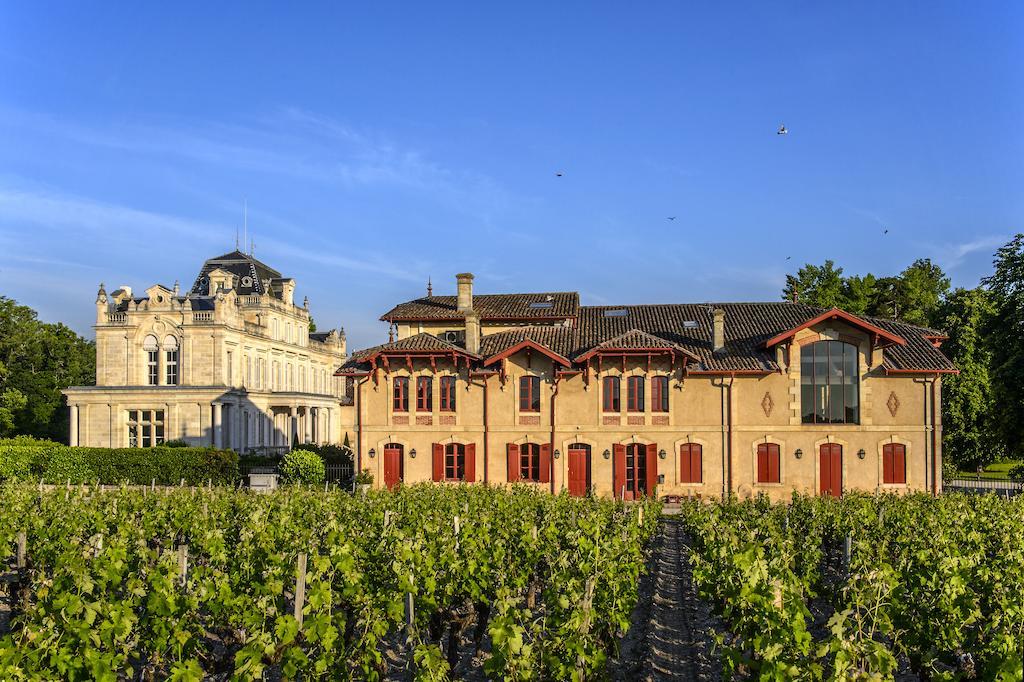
[764,308,906,348]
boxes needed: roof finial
[388,323,395,343]
[427,277,433,297]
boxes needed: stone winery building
[339,273,956,500]
[63,250,348,451]
[65,256,957,501]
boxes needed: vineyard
[1,484,1022,681]
[0,483,658,680]
[677,493,1024,681]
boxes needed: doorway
[819,443,842,497]
[624,443,648,500]
[383,443,403,490]
[567,444,591,497]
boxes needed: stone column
[289,406,297,448]
[212,403,222,449]
[304,407,313,444]
[68,404,79,446]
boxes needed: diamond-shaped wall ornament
[887,391,900,417]
[761,392,774,417]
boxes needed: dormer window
[604,308,629,318]
[801,341,858,424]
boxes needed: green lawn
[955,460,1023,480]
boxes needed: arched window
[163,335,179,386]
[800,341,859,424]
[143,335,159,386]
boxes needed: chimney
[712,308,726,353]
[464,310,481,354]
[456,272,474,311]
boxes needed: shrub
[1010,464,1024,484]
[0,440,62,481]
[354,468,374,486]
[41,447,95,484]
[280,449,326,485]
[163,439,190,448]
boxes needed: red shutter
[895,445,905,484]
[539,444,551,484]
[432,443,444,481]
[757,444,768,482]
[464,443,476,482]
[882,444,893,483]
[690,444,702,483]
[507,443,520,483]
[613,444,626,499]
[645,443,658,496]
[769,444,780,483]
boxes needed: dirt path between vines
[613,517,722,681]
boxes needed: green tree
[783,260,847,308]
[0,297,95,441]
[895,258,950,327]
[935,288,1000,470]
[982,234,1024,459]
[840,274,877,316]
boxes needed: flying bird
[786,256,792,260]
[883,228,889,234]
[777,124,788,135]
[667,216,676,221]
[555,172,564,177]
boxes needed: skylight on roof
[529,301,554,309]
[604,308,629,317]
[683,320,699,328]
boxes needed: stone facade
[64,250,348,451]
[341,273,955,500]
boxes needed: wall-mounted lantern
[658,449,667,460]
[409,448,417,459]
[602,449,611,460]
[368,448,376,458]
[794,448,803,459]
[857,448,866,460]
[553,449,561,459]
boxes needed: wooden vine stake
[294,553,308,628]
[844,534,852,569]
[454,515,461,552]
[151,478,156,493]
[638,506,644,525]
[404,589,415,636]
[16,531,26,569]
[177,544,189,587]
[576,577,597,678]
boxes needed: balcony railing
[106,312,128,324]
[191,311,214,323]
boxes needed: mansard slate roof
[190,250,283,296]
[341,300,955,375]
[380,292,580,321]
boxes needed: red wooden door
[819,444,842,497]
[624,443,648,500]
[383,445,403,490]
[567,446,589,497]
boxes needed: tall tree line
[0,296,95,441]
[785,238,1024,470]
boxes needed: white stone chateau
[63,250,348,451]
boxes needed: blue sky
[1,3,1021,351]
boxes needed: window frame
[627,376,645,412]
[439,375,457,412]
[519,375,541,412]
[602,375,621,412]
[801,340,860,425]
[445,442,466,481]
[519,442,542,482]
[416,376,433,412]
[127,409,165,448]
[393,376,410,412]
[652,375,669,413]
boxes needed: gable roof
[763,308,906,348]
[336,333,479,375]
[479,327,575,367]
[574,328,700,363]
[381,292,579,321]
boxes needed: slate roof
[190,250,283,297]
[381,292,579,321]
[340,300,955,375]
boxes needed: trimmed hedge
[0,443,239,485]
[280,449,326,485]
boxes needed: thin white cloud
[931,234,1009,269]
